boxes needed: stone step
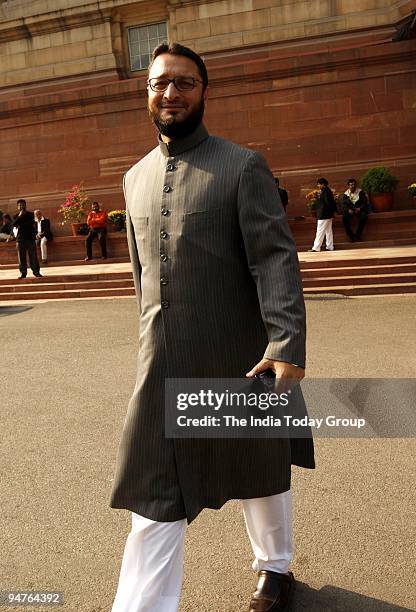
[299,254,416,269]
[302,272,416,287]
[0,287,136,301]
[303,283,416,296]
[2,253,414,278]
[301,263,416,278]
[296,237,416,251]
[0,256,130,271]
[0,279,135,294]
[2,281,414,301]
[0,272,133,286]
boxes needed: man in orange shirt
[85,201,108,261]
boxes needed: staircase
[0,269,135,302]
[0,247,415,302]
[301,255,416,296]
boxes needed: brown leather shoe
[249,570,295,611]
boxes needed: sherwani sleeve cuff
[263,340,306,369]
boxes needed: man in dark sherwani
[110,43,315,612]
[13,199,42,279]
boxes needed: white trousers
[112,490,292,612]
[37,236,48,260]
[312,218,334,251]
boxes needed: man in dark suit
[12,199,42,279]
[111,43,314,612]
[309,177,337,252]
[34,209,53,264]
[275,177,289,212]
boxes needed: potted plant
[305,189,320,217]
[305,188,340,217]
[58,183,91,235]
[108,209,126,231]
[360,167,398,212]
[407,182,416,207]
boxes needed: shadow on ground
[0,305,33,317]
[294,582,413,611]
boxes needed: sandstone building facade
[1,0,415,231]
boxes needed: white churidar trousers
[111,490,292,612]
[38,237,48,260]
[312,218,334,251]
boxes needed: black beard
[149,99,205,139]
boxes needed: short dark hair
[347,178,357,184]
[274,177,280,186]
[317,178,328,186]
[17,198,26,206]
[149,43,208,89]
[93,201,99,205]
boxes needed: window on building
[128,22,168,72]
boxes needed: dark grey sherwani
[110,124,314,523]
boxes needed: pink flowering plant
[58,183,91,224]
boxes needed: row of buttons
[160,162,176,311]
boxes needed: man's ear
[203,85,209,104]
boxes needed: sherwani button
[160,277,169,286]
[161,300,170,309]
[167,164,176,171]
[160,254,168,262]
[160,231,168,239]
[161,208,169,216]
[163,185,172,193]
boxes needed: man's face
[348,181,357,192]
[317,183,324,191]
[34,210,41,220]
[17,202,26,213]
[147,53,208,139]
[92,203,99,212]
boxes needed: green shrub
[360,167,398,193]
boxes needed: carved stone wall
[1,0,415,231]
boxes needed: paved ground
[0,295,415,612]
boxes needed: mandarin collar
[158,123,209,157]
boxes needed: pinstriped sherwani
[110,123,314,523]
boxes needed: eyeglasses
[147,77,204,92]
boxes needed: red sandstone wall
[0,38,415,235]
